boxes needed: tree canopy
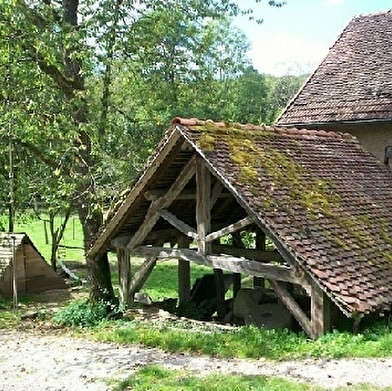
[0,0,302,302]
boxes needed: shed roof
[0,233,33,274]
[89,118,392,317]
[276,10,392,126]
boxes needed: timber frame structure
[88,118,392,338]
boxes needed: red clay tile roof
[91,118,392,317]
[173,118,392,316]
[276,10,392,126]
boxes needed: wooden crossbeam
[131,246,304,285]
[211,244,283,262]
[159,209,198,240]
[205,216,254,243]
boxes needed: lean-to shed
[88,118,392,338]
[0,233,67,298]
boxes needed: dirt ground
[1,328,392,391]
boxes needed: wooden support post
[196,157,211,255]
[178,236,191,306]
[269,279,313,338]
[311,282,332,338]
[214,268,226,319]
[117,248,131,307]
[232,273,241,298]
[254,228,266,288]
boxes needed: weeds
[52,298,121,327]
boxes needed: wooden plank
[269,279,313,338]
[159,209,198,240]
[211,244,283,262]
[196,157,211,254]
[132,247,304,285]
[311,282,332,338]
[205,216,254,243]
[127,156,196,249]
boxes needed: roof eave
[277,118,392,128]
[87,127,184,259]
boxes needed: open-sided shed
[0,233,67,298]
[88,118,392,338]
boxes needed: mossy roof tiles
[277,10,392,125]
[173,118,392,316]
[90,118,392,318]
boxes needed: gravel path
[1,329,392,390]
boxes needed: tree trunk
[62,0,114,302]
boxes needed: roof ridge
[353,9,392,19]
[172,117,353,140]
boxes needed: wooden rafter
[126,156,196,249]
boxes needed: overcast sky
[233,0,392,76]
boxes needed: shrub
[52,299,119,327]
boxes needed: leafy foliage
[52,298,120,327]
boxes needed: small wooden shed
[0,233,67,298]
[88,118,392,338]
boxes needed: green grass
[86,317,392,361]
[111,365,391,391]
[112,365,322,391]
[3,214,392,364]
[14,213,84,262]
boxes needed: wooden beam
[210,181,224,208]
[117,248,131,307]
[159,209,198,240]
[128,256,157,300]
[131,247,304,285]
[196,157,211,254]
[88,130,183,259]
[269,279,313,338]
[144,188,230,202]
[178,236,191,306]
[126,156,196,249]
[254,228,266,288]
[211,244,283,263]
[233,273,241,298]
[205,216,254,243]
[311,282,332,338]
[214,268,226,319]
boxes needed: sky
[233,0,392,76]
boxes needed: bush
[52,299,119,327]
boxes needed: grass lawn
[1,214,392,365]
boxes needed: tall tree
[0,0,286,302]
